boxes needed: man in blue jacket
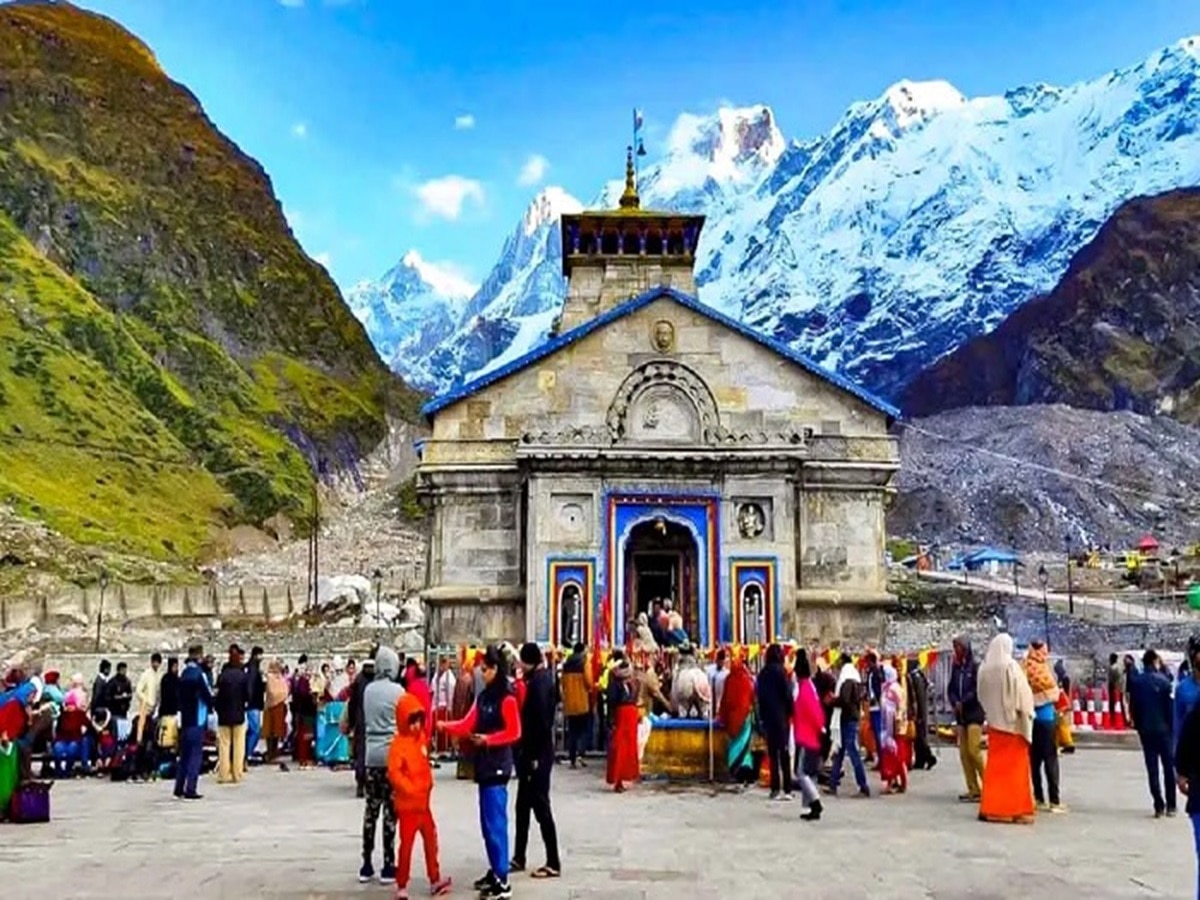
[174,643,213,801]
[1129,649,1176,817]
[1177,636,1200,755]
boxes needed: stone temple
[416,149,900,649]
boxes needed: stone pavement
[1,748,1194,899]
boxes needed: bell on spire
[619,144,639,209]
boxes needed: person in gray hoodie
[359,646,405,884]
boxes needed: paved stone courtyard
[1,747,1193,899]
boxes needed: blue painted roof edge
[420,285,900,421]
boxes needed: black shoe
[926,757,938,769]
[183,793,203,800]
[482,882,512,899]
[1166,808,1178,818]
[473,871,496,891]
[1154,809,1164,819]
[800,799,823,821]
[509,859,525,873]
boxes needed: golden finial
[619,145,639,209]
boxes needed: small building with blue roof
[417,149,901,651]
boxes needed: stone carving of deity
[736,502,766,538]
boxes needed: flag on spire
[633,108,644,134]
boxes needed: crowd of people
[3,631,1200,897]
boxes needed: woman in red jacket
[437,646,521,900]
[792,650,826,821]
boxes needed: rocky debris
[890,405,1200,551]
[214,422,427,588]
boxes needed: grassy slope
[0,2,421,563]
[0,212,230,558]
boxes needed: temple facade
[416,151,900,649]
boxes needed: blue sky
[74,0,1198,293]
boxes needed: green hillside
[0,1,419,563]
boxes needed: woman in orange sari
[605,657,639,792]
[977,633,1036,824]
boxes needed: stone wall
[0,582,302,632]
[425,296,893,453]
[560,258,698,331]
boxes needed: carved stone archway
[606,360,720,444]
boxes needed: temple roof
[420,285,900,422]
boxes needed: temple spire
[618,145,639,209]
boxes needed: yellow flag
[918,649,929,670]
[749,643,761,661]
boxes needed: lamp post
[1037,563,1050,649]
[372,568,384,628]
[1064,533,1075,616]
[1170,549,1181,612]
[95,569,109,652]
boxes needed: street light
[95,569,109,652]
[1064,533,1075,616]
[1037,563,1050,649]
[1170,549,1181,612]
[372,568,384,627]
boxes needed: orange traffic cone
[1114,690,1128,730]
[1099,686,1111,730]
[1071,687,1084,728]
[758,751,770,788]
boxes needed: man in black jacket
[107,661,134,742]
[347,653,375,798]
[91,659,112,719]
[244,646,265,764]
[214,644,250,785]
[511,643,561,878]
[755,644,794,800]
[948,636,985,802]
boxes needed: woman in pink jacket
[792,650,826,821]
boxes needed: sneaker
[359,861,375,884]
[1166,808,1178,818]
[800,799,823,821]
[856,787,871,798]
[509,859,525,873]
[473,871,496,892]
[1154,809,1164,819]
[430,877,453,896]
[781,793,795,802]
[1048,803,1067,814]
[768,790,780,800]
[483,882,513,900]
[380,863,396,883]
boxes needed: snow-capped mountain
[345,250,476,367]
[362,36,1200,397]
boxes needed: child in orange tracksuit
[387,693,452,899]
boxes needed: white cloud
[412,175,485,221]
[454,114,476,131]
[291,122,308,139]
[313,251,332,268]
[517,154,549,187]
[402,250,478,298]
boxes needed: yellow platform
[641,718,729,780]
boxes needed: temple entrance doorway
[623,517,700,641]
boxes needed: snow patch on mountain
[359,37,1200,398]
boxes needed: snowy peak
[393,250,476,299]
[520,186,583,236]
[666,104,786,170]
[876,79,966,131]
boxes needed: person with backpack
[826,654,870,797]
